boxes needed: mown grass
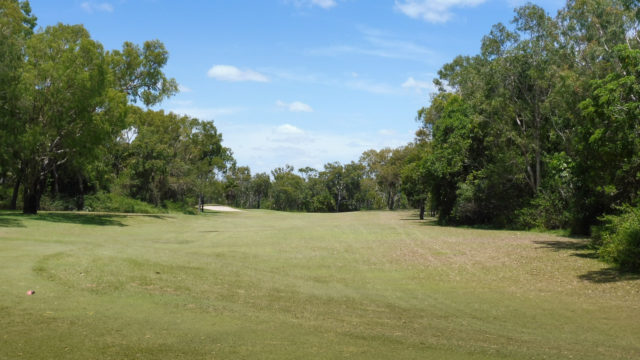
[1,209,639,359]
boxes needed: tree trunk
[10,174,21,210]
[75,174,84,210]
[535,118,541,193]
[23,177,45,214]
[52,164,59,196]
[419,202,425,220]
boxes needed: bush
[39,195,78,211]
[84,193,166,214]
[596,205,640,271]
[164,200,198,215]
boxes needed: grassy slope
[0,210,639,359]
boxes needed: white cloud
[308,26,435,62]
[394,0,487,23]
[378,129,397,136]
[288,0,337,9]
[311,0,337,8]
[81,2,113,13]
[346,79,397,95]
[276,100,314,113]
[207,65,269,83]
[262,68,398,96]
[402,76,434,93]
[169,107,244,120]
[178,84,192,93]
[276,124,305,135]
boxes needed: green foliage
[113,108,231,210]
[596,205,640,271]
[517,153,574,229]
[83,192,166,214]
[270,165,306,211]
[0,5,180,214]
[163,199,198,215]
[400,0,640,239]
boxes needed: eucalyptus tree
[13,22,177,213]
[270,165,305,211]
[0,0,36,208]
[195,120,230,211]
[250,172,271,209]
[400,143,431,220]
[359,147,408,210]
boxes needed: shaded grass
[1,210,639,359]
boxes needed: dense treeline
[0,0,231,214]
[401,0,640,269]
[221,146,411,213]
[409,0,640,233]
[1,0,638,270]
[0,1,406,215]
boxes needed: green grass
[1,210,639,359]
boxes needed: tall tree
[0,0,36,209]
[14,23,176,214]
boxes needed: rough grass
[1,210,639,359]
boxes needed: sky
[29,0,564,174]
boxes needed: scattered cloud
[308,25,435,62]
[276,124,305,135]
[346,79,397,95]
[394,0,487,23]
[276,100,314,113]
[207,65,269,83]
[169,107,244,120]
[81,1,113,13]
[287,0,337,9]
[311,0,337,8]
[402,76,434,93]
[178,84,192,93]
[378,129,397,136]
[262,67,399,96]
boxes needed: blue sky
[29,0,564,174]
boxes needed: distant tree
[250,172,271,209]
[401,143,431,220]
[270,165,305,211]
[360,147,409,210]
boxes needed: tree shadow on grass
[534,239,591,252]
[578,268,640,283]
[31,212,129,226]
[534,239,640,283]
[0,211,174,228]
[0,213,25,228]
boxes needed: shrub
[84,193,166,214]
[164,200,198,215]
[596,205,640,271]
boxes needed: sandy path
[202,205,243,212]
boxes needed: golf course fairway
[1,210,638,359]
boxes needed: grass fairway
[1,210,639,359]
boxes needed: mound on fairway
[0,210,638,359]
